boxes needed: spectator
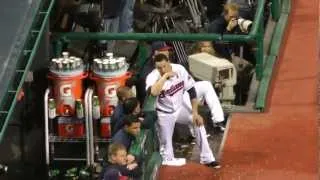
[227,0,257,20]
[123,97,141,116]
[208,3,255,64]
[208,3,240,59]
[208,3,240,34]
[192,41,217,56]
[119,0,135,33]
[100,0,126,51]
[123,97,157,129]
[112,114,142,162]
[203,0,226,22]
[113,97,141,134]
[111,87,134,136]
[101,143,141,180]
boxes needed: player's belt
[156,108,174,114]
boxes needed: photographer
[208,3,253,60]
[227,0,257,20]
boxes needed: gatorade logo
[60,84,72,97]
[65,124,74,134]
[104,84,117,98]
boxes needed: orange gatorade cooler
[91,72,131,116]
[91,55,131,138]
[48,52,87,116]
[90,59,131,117]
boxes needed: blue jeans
[100,17,120,52]
[119,0,135,33]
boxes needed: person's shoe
[214,122,226,132]
[204,161,221,169]
[162,158,186,166]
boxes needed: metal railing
[0,0,55,141]
[54,0,270,80]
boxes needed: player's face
[126,122,141,136]
[155,59,171,76]
[112,149,127,165]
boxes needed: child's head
[123,97,141,115]
[123,114,141,137]
[193,41,216,56]
[108,143,127,165]
[117,86,134,103]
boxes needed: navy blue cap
[151,41,172,52]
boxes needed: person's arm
[181,65,204,127]
[112,116,125,136]
[111,105,124,136]
[149,74,168,96]
[188,88,203,127]
[146,71,176,96]
[149,72,176,96]
[188,88,199,114]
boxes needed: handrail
[54,0,266,80]
[0,0,55,141]
[57,32,223,41]
[255,0,291,110]
[56,0,266,42]
[271,0,281,21]
[249,0,266,37]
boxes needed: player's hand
[192,113,204,127]
[127,154,135,164]
[227,18,238,31]
[163,71,176,80]
[127,163,138,170]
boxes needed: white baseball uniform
[146,63,215,164]
[183,81,224,124]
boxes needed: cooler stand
[44,88,91,171]
[86,87,111,166]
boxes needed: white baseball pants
[184,81,225,124]
[157,107,215,164]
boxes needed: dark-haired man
[145,54,220,168]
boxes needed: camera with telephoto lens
[237,18,253,33]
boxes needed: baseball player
[183,80,225,132]
[151,41,225,132]
[146,54,220,168]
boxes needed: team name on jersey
[159,81,184,98]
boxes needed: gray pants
[100,17,120,52]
